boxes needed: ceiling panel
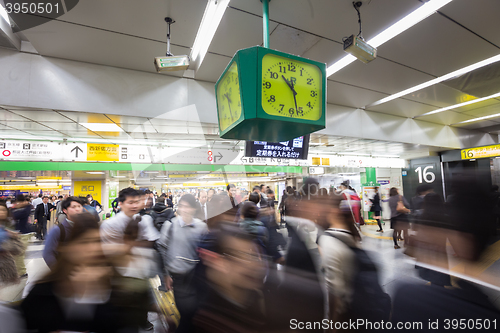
[42,122,88,131]
[56,111,114,123]
[460,102,500,118]
[119,123,158,133]
[9,110,74,122]
[453,120,500,130]
[402,84,478,109]
[23,20,191,75]
[331,56,435,97]
[0,109,32,121]
[208,8,279,57]
[440,0,500,47]
[367,99,437,119]
[377,14,500,77]
[416,111,474,126]
[0,121,52,131]
[327,80,387,108]
[59,0,205,48]
[23,130,69,137]
[268,24,322,57]
[229,0,422,44]
[106,115,152,125]
[194,53,231,83]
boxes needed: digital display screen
[245,135,309,160]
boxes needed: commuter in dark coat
[370,187,383,232]
[34,196,55,240]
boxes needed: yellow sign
[321,158,330,166]
[0,185,62,190]
[87,144,119,161]
[36,177,62,180]
[169,173,268,179]
[74,180,102,204]
[312,157,321,165]
[461,144,500,160]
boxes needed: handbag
[150,276,181,330]
[396,196,410,214]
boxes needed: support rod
[262,0,270,48]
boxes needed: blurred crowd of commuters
[0,178,499,332]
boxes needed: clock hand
[282,75,298,116]
[224,93,234,121]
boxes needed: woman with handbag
[388,187,411,249]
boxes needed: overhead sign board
[461,144,500,160]
[87,144,119,162]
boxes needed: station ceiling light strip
[368,53,500,108]
[451,112,500,125]
[79,123,124,132]
[326,0,454,77]
[190,0,230,69]
[415,91,500,118]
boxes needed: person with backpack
[42,196,84,269]
[150,196,175,231]
[317,192,391,324]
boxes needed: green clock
[216,61,242,132]
[215,46,326,142]
[261,53,322,121]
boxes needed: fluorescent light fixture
[369,54,500,107]
[309,142,325,146]
[372,154,400,158]
[144,171,159,174]
[452,112,500,125]
[80,123,124,132]
[113,176,126,178]
[190,0,230,68]
[86,171,106,175]
[326,0,453,77]
[339,152,371,156]
[416,91,500,118]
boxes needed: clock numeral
[311,90,317,97]
[300,69,304,76]
[238,101,241,107]
[263,81,271,89]
[290,77,297,85]
[270,72,278,79]
[279,104,285,112]
[288,64,296,72]
[289,108,295,116]
[307,102,312,108]
[279,66,286,73]
[297,107,304,117]
[307,78,313,85]
[268,95,276,103]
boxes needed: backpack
[151,208,175,232]
[323,232,392,321]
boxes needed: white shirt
[100,212,160,245]
[31,197,43,208]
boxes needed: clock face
[217,61,242,132]
[261,54,322,121]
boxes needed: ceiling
[1,0,499,153]
[0,107,438,157]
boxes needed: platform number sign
[402,156,443,201]
[415,166,436,184]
